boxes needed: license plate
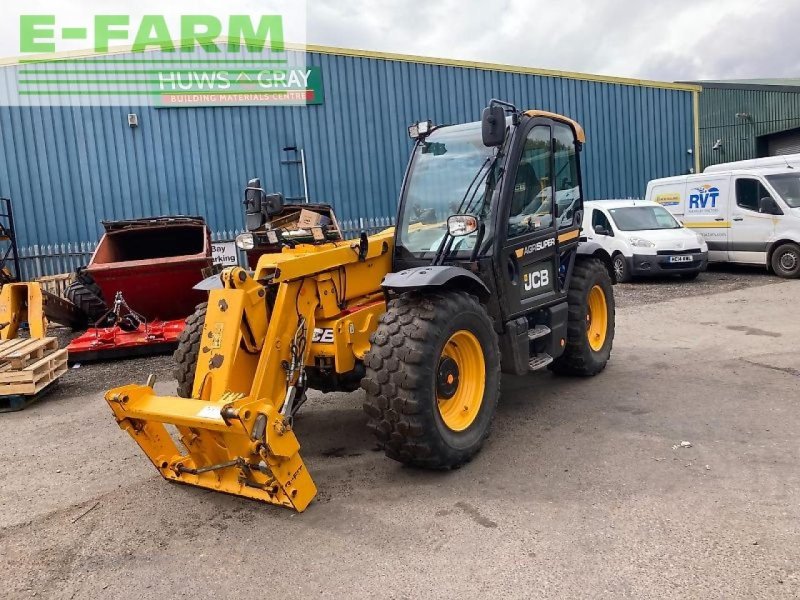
[669,255,693,263]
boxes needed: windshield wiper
[431,154,496,266]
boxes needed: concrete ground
[1,272,798,599]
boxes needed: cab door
[729,177,776,264]
[497,122,561,319]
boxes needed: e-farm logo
[11,5,319,107]
[19,15,285,55]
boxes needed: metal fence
[18,217,396,280]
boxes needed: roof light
[408,120,434,140]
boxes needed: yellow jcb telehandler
[105,100,615,512]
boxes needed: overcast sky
[307,0,797,81]
[3,0,796,81]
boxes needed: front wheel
[550,257,615,376]
[612,253,631,283]
[174,302,207,398]
[770,243,800,278]
[361,291,500,469]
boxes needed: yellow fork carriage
[106,231,393,512]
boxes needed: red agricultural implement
[66,217,213,361]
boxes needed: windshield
[398,122,498,257]
[607,205,681,231]
[766,173,800,208]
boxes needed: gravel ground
[2,278,799,599]
[614,263,782,308]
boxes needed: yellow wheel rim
[586,285,608,352]
[436,330,485,432]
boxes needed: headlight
[629,236,655,248]
[694,231,706,245]
[235,232,254,250]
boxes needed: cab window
[736,178,772,212]
[591,208,612,233]
[508,125,552,237]
[553,123,580,230]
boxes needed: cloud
[1,0,793,82]
[307,0,794,81]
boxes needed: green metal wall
[699,85,800,169]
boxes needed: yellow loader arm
[105,230,393,512]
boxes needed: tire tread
[361,291,500,469]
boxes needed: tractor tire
[174,302,207,398]
[64,280,108,322]
[549,257,615,376]
[361,291,500,469]
[75,268,104,298]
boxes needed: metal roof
[683,79,800,93]
[0,40,702,93]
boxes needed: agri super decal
[687,185,720,214]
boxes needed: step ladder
[527,324,553,371]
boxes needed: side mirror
[263,192,284,217]
[594,224,610,236]
[244,178,263,213]
[759,196,783,215]
[481,105,506,147]
[447,214,478,237]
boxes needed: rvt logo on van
[688,185,720,210]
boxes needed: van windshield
[766,173,800,208]
[608,205,681,231]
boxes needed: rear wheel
[550,257,615,376]
[361,291,500,468]
[770,243,800,278]
[174,302,207,398]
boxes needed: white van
[645,154,800,278]
[579,199,708,282]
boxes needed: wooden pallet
[0,380,60,412]
[0,337,68,401]
[35,273,74,297]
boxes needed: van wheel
[612,253,631,283]
[771,243,800,278]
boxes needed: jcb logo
[311,328,334,343]
[523,269,550,291]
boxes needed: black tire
[770,243,800,278]
[64,280,108,321]
[361,291,500,469]
[612,253,631,283]
[550,257,615,376]
[75,268,104,298]
[174,302,207,398]
[679,271,700,281]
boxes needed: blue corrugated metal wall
[0,48,697,256]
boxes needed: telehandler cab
[105,100,615,512]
